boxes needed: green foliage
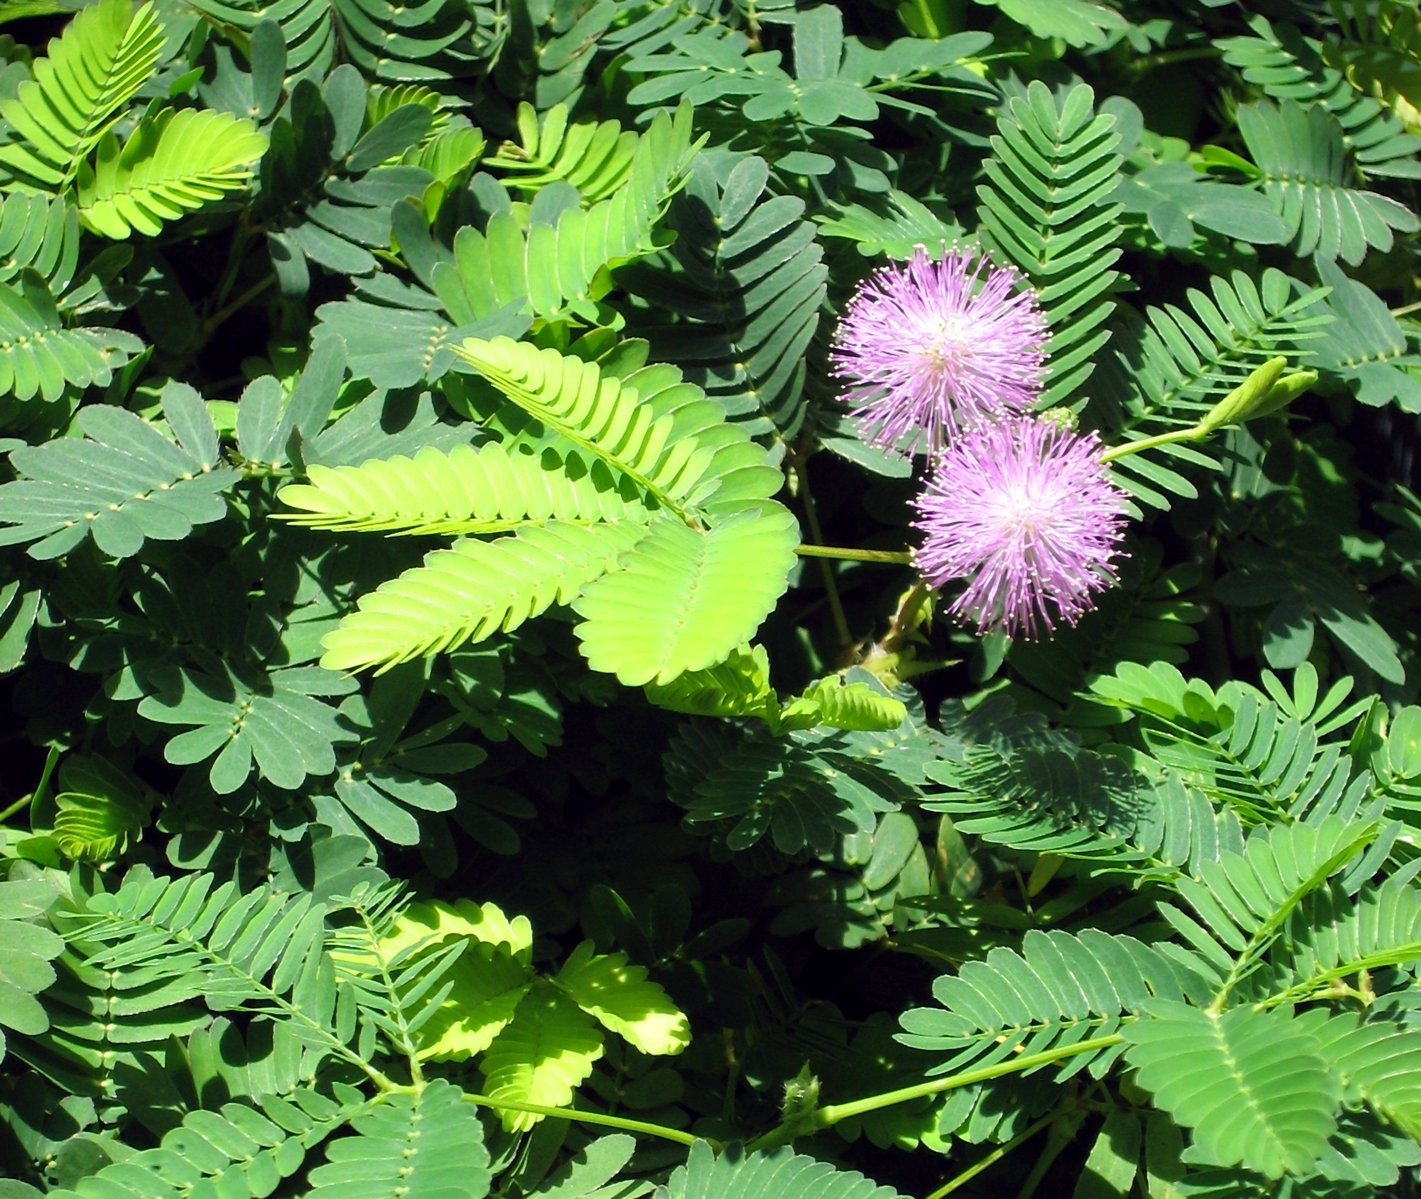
[0,382,235,558]
[3,3,1421,1197]
[299,336,798,684]
[76,109,267,240]
[51,756,153,862]
[646,647,908,733]
[0,273,143,409]
[1123,1002,1340,1178]
[1236,99,1419,264]
[1096,269,1330,509]
[0,0,164,190]
[976,80,1124,408]
[625,151,828,440]
[1217,14,1421,180]
[306,1079,491,1197]
[0,878,65,1063]
[428,103,702,325]
[658,1140,908,1198]
[486,103,640,202]
[340,897,689,1130]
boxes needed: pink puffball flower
[913,418,1128,639]
[830,246,1048,454]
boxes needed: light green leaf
[320,520,648,674]
[573,505,799,686]
[554,941,690,1056]
[480,984,606,1131]
[76,108,266,238]
[0,0,164,188]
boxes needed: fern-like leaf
[0,0,164,189]
[432,103,700,325]
[454,337,716,520]
[319,520,648,674]
[625,152,827,439]
[277,441,658,535]
[1314,1012,1421,1140]
[0,272,144,409]
[648,652,910,733]
[572,505,799,686]
[41,1087,352,1199]
[1237,99,1418,264]
[658,1140,909,1199]
[898,928,1203,1083]
[643,643,780,723]
[1156,816,1378,1002]
[454,337,783,521]
[665,708,929,855]
[1097,270,1329,509]
[76,108,267,238]
[0,191,80,291]
[1086,661,1366,825]
[780,674,909,733]
[52,755,153,862]
[1218,15,1421,180]
[0,877,65,1063]
[307,1079,492,1198]
[486,102,638,201]
[0,378,235,557]
[976,80,1123,407]
[479,983,605,1132]
[1123,1001,1339,1178]
[552,940,690,1056]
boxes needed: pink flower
[831,247,1048,453]
[913,418,1128,638]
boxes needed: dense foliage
[1,0,1420,1195]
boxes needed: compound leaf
[0,379,234,557]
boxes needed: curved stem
[796,544,914,565]
[747,1034,1122,1153]
[461,1093,702,1147]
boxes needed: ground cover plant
[1,0,1420,1194]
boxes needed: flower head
[913,418,1128,638]
[831,246,1048,454]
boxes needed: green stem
[0,793,31,823]
[1099,426,1202,464]
[791,454,853,651]
[203,274,275,338]
[461,1093,701,1147]
[1125,44,1220,79]
[795,544,914,565]
[747,1034,1123,1153]
[1392,298,1421,319]
[925,1109,1058,1199]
